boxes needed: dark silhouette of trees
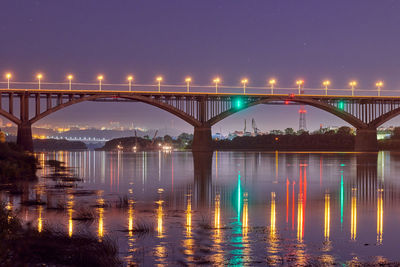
[284,128,295,135]
[215,131,355,151]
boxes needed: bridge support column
[355,128,378,152]
[192,125,213,152]
[17,122,33,152]
[16,92,33,152]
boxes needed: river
[1,150,399,265]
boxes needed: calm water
[2,150,400,266]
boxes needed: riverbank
[214,132,355,151]
[0,203,120,266]
[0,143,37,182]
[34,139,87,151]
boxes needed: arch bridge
[1,88,400,152]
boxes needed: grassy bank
[0,143,37,182]
[0,203,120,266]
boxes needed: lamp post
[323,80,330,96]
[37,74,43,90]
[97,75,103,91]
[5,73,11,89]
[156,76,163,92]
[185,77,191,92]
[127,76,133,91]
[213,77,220,93]
[349,81,357,96]
[269,79,276,94]
[67,75,73,90]
[376,81,383,96]
[296,80,304,94]
[241,78,248,94]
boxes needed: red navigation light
[285,100,289,105]
[289,93,295,98]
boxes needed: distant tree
[323,130,335,135]
[284,128,295,135]
[270,130,283,135]
[296,129,309,135]
[337,126,352,136]
[177,133,193,141]
[163,135,173,143]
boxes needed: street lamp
[349,81,357,96]
[37,74,43,90]
[376,81,383,96]
[185,77,192,93]
[127,76,133,91]
[97,75,103,91]
[241,78,248,94]
[323,80,330,96]
[269,79,276,94]
[213,77,220,93]
[5,73,11,89]
[156,76,163,92]
[296,80,304,94]
[67,75,73,90]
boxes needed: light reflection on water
[3,150,400,265]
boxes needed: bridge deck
[1,88,400,101]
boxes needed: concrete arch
[29,94,202,127]
[208,96,367,129]
[369,106,400,128]
[0,109,21,124]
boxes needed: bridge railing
[0,81,396,97]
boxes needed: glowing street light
[296,80,304,94]
[97,75,103,91]
[5,73,11,89]
[37,74,43,90]
[376,81,383,96]
[349,81,357,96]
[269,79,276,94]
[213,77,221,93]
[127,75,133,91]
[156,76,163,92]
[241,78,248,94]
[323,80,331,96]
[67,74,73,90]
[185,77,192,93]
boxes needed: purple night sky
[1,0,400,134]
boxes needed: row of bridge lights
[3,73,385,96]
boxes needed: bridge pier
[355,128,378,152]
[17,122,33,152]
[192,125,213,152]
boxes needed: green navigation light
[234,98,244,109]
[338,100,345,110]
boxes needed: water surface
[2,150,399,266]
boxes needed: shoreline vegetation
[0,143,37,182]
[95,127,400,152]
[34,139,87,151]
[214,131,355,151]
[0,145,121,266]
[0,202,120,266]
